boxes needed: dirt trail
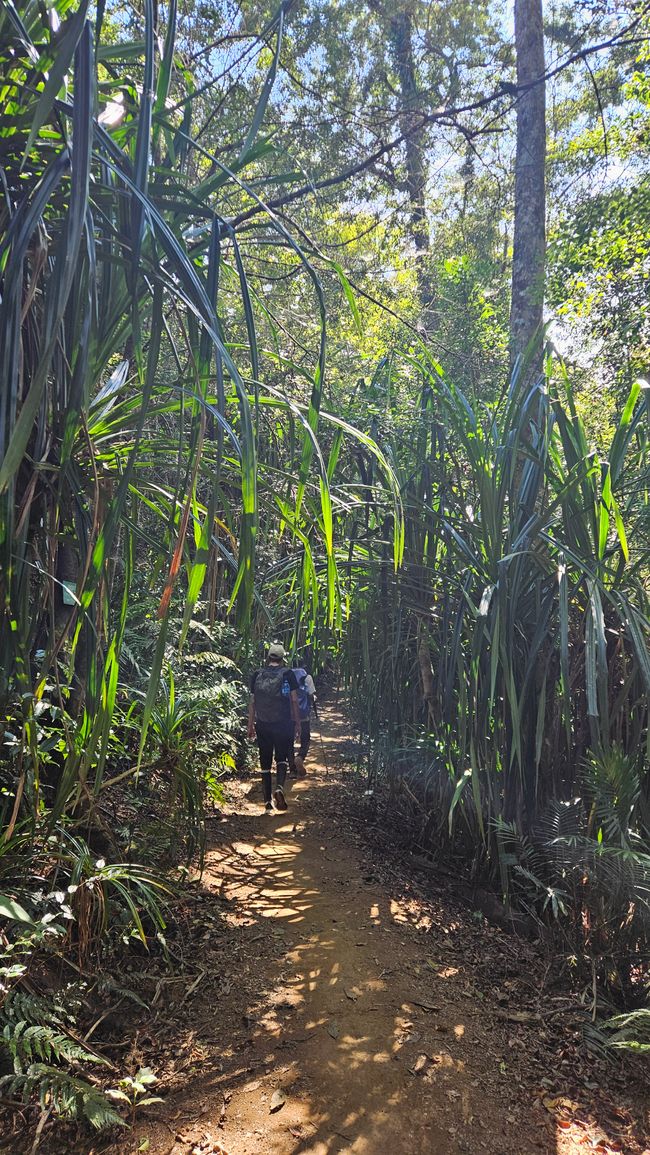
[117,707,646,1155]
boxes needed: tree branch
[224,13,650,231]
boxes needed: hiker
[247,643,301,813]
[289,660,317,777]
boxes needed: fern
[551,834,650,914]
[580,746,642,848]
[3,1020,105,1068]
[535,796,583,844]
[492,742,650,948]
[604,1008,650,1052]
[0,990,124,1131]
[3,990,68,1029]
[182,649,240,671]
[494,819,549,899]
[2,1064,124,1129]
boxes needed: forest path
[126,706,642,1155]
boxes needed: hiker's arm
[305,674,317,716]
[290,689,301,737]
[247,696,256,739]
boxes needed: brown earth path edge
[95,705,647,1155]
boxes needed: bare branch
[224,12,650,231]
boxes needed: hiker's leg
[272,733,290,811]
[299,719,311,760]
[275,732,292,789]
[256,725,273,804]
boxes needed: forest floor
[61,705,647,1155]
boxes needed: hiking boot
[274,787,288,811]
[294,754,306,778]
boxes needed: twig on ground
[29,1106,52,1155]
[84,997,126,1042]
[179,970,206,1008]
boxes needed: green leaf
[0,896,34,925]
[330,261,363,336]
[21,1,90,167]
[238,3,284,162]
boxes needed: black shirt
[250,665,298,730]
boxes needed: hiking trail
[98,705,647,1155]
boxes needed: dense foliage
[340,356,649,987]
[0,0,649,1143]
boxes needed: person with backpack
[247,643,301,812]
[289,660,317,777]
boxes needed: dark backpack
[253,666,291,726]
[293,668,311,719]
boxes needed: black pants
[255,724,292,802]
[289,719,311,770]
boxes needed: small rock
[270,1089,286,1113]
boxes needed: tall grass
[0,8,406,1130]
[340,351,649,870]
[0,0,402,834]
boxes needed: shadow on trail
[129,704,642,1155]
[180,824,458,1149]
[139,705,562,1155]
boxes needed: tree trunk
[389,10,431,303]
[417,630,436,726]
[386,9,436,719]
[510,0,546,368]
[390,12,428,252]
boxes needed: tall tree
[387,8,430,260]
[510,0,546,365]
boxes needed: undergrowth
[0,990,123,1131]
[0,605,249,1148]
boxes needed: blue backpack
[293,668,311,719]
